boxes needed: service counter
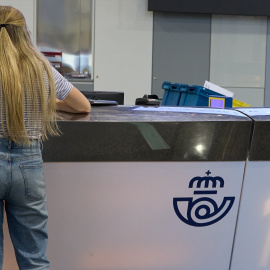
[3,106,253,270]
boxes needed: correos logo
[173,170,235,227]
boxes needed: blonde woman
[0,5,90,270]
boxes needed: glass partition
[36,0,93,79]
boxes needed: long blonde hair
[0,5,58,144]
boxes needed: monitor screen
[148,0,270,16]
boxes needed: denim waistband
[0,138,41,150]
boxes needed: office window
[36,0,93,79]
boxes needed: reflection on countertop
[57,111,91,121]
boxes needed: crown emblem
[189,170,224,195]
[173,170,235,227]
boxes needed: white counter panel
[231,161,270,270]
[3,161,245,270]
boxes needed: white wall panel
[226,87,265,107]
[94,0,153,105]
[0,0,36,43]
[210,15,267,89]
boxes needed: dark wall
[152,13,211,98]
[148,0,270,16]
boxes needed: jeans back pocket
[20,163,46,201]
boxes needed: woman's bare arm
[56,86,91,113]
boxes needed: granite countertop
[42,106,253,162]
[237,108,270,161]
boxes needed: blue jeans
[0,138,50,270]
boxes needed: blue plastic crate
[180,85,224,107]
[161,82,233,107]
[161,82,189,106]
